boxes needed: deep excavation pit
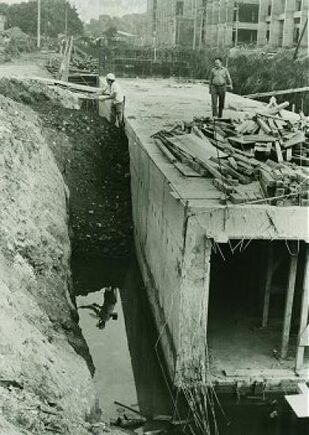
[1,78,307,435]
[0,78,134,435]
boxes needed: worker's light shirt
[209,66,232,87]
[100,77,124,104]
[109,81,124,104]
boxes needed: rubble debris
[0,27,34,63]
[153,111,309,207]
[46,47,98,77]
[0,77,80,109]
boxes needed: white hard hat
[106,73,116,81]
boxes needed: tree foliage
[85,13,147,39]
[2,0,83,37]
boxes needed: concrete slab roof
[122,78,308,242]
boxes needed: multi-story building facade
[146,0,308,49]
[146,0,207,48]
[257,0,308,48]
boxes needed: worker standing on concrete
[209,58,233,118]
[99,73,125,128]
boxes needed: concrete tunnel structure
[99,79,309,394]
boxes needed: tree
[5,0,84,37]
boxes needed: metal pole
[37,0,41,48]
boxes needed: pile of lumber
[153,112,309,206]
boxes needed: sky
[0,0,147,22]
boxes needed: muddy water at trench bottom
[74,255,308,435]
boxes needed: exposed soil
[0,75,133,434]
[36,102,133,260]
[0,94,96,434]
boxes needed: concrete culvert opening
[208,240,308,384]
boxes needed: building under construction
[146,0,309,49]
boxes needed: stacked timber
[153,112,309,206]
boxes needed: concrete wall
[205,0,260,47]
[127,122,185,381]
[258,0,309,49]
[146,0,206,48]
[147,0,308,49]
[126,122,211,386]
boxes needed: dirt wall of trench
[0,94,97,434]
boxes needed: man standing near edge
[209,57,233,118]
[99,73,125,128]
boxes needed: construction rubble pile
[153,106,309,207]
[0,77,80,108]
[0,27,33,63]
[46,50,97,77]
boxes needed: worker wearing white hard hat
[99,73,125,128]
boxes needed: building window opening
[278,20,284,46]
[238,3,259,23]
[296,0,302,11]
[237,28,258,44]
[267,2,272,16]
[233,5,238,22]
[176,1,184,16]
[293,18,301,44]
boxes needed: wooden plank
[275,141,284,163]
[282,131,306,149]
[223,368,297,377]
[256,117,273,135]
[268,118,279,133]
[154,139,177,163]
[213,178,235,193]
[169,133,227,163]
[281,251,299,359]
[262,243,274,328]
[295,246,309,372]
[29,76,102,94]
[285,391,309,418]
[256,101,290,116]
[210,157,251,184]
[300,325,309,346]
[244,87,309,99]
[174,162,202,177]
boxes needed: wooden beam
[295,245,309,372]
[281,249,299,359]
[244,87,309,99]
[262,243,273,328]
[28,77,102,94]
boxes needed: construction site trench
[0,77,308,435]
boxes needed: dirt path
[0,52,52,79]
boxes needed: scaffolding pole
[281,249,299,359]
[295,245,309,372]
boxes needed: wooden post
[37,0,41,49]
[262,243,273,327]
[193,0,198,50]
[281,249,299,359]
[295,245,309,372]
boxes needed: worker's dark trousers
[210,85,226,118]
